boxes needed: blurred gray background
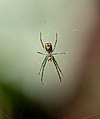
[0,0,100,119]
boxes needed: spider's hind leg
[41,57,47,84]
[53,57,63,76]
[38,56,47,75]
[53,57,62,83]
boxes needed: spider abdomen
[47,55,53,61]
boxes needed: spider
[37,32,66,84]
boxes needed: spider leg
[53,32,58,52]
[38,56,47,75]
[53,56,63,76]
[52,52,66,55]
[52,57,62,83]
[41,57,47,84]
[40,32,44,48]
[37,51,46,55]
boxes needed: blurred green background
[0,0,100,119]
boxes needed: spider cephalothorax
[37,32,66,84]
[45,42,52,53]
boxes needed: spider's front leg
[53,33,58,52]
[40,32,44,48]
